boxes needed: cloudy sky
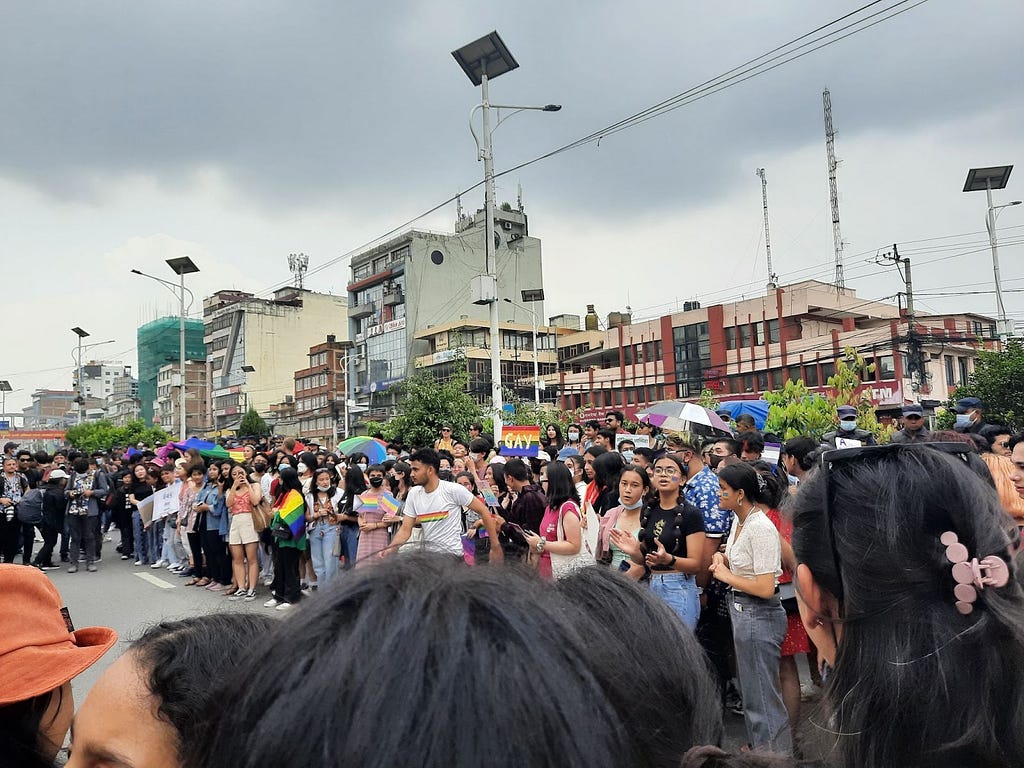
[3,0,1023,417]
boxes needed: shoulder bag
[549,501,594,579]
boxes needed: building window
[945,356,955,387]
[767,319,780,344]
[755,371,769,391]
[753,322,765,345]
[725,327,736,350]
[622,345,632,366]
[770,369,784,390]
[878,355,896,381]
[804,365,819,387]
[738,324,751,347]
[958,357,969,386]
[787,366,801,383]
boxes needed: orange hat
[0,565,117,705]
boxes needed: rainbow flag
[359,492,399,515]
[228,449,246,463]
[276,489,306,539]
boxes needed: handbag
[270,517,293,541]
[251,496,273,533]
[549,501,594,579]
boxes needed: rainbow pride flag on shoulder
[277,489,306,539]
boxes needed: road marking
[135,573,176,590]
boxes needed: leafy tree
[936,339,1024,431]
[697,387,721,412]
[764,380,835,441]
[239,407,271,437]
[376,365,484,449]
[64,419,169,453]
[827,348,889,442]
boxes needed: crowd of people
[2,394,1024,767]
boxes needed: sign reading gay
[500,425,541,458]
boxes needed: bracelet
[669,555,677,568]
[536,539,546,553]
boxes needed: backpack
[16,488,45,526]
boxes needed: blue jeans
[309,522,340,587]
[339,524,359,570]
[730,591,791,754]
[132,510,150,563]
[649,571,700,630]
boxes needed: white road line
[135,572,176,590]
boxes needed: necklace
[735,505,759,528]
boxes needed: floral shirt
[684,465,730,539]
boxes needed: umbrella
[635,401,733,436]
[337,436,388,464]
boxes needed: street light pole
[71,327,89,425]
[985,181,1021,344]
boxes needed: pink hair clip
[940,531,1010,615]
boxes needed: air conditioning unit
[502,221,514,230]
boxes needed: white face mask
[317,483,331,492]
[567,431,580,441]
[357,463,367,473]
[297,462,308,473]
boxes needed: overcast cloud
[3,0,1023,414]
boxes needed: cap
[955,397,982,414]
[901,403,924,416]
[535,451,551,463]
[837,405,858,418]
[48,469,70,480]
[557,446,580,462]
[0,564,116,706]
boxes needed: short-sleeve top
[724,509,782,586]
[639,502,705,572]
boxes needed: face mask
[619,497,644,510]
[253,463,267,472]
[567,431,579,441]
[955,414,973,428]
[438,470,453,482]
[469,453,480,463]
[317,483,331,492]
[278,464,289,472]
[297,462,308,473]
[620,450,634,463]
[357,463,367,473]
[369,477,384,488]
[839,419,858,432]
[707,454,723,470]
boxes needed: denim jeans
[339,524,359,570]
[648,571,701,630]
[147,520,163,564]
[132,509,150,563]
[309,522,340,587]
[730,591,791,755]
[161,520,181,566]
[67,514,99,565]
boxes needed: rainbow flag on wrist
[276,489,306,539]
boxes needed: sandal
[195,578,211,587]
[184,578,200,586]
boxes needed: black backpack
[16,488,45,526]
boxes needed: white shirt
[724,509,782,583]
[402,480,475,557]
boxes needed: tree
[764,380,835,441]
[827,348,889,443]
[64,419,169,453]
[936,339,1024,431]
[239,407,271,437]
[376,365,484,448]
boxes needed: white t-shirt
[724,509,782,584]
[402,480,475,557]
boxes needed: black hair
[597,428,617,444]
[585,419,600,430]
[274,467,303,501]
[714,437,740,457]
[468,438,491,455]
[196,553,713,768]
[566,423,584,441]
[15,449,31,460]
[409,448,440,473]
[584,444,608,460]
[618,464,652,497]
[605,410,625,423]
[544,461,579,509]
[738,432,765,456]
[717,462,773,507]
[72,456,89,474]
[1008,433,1024,452]
[633,447,656,464]
[312,467,336,489]
[617,439,635,451]
[342,466,368,513]
[652,453,687,505]
[0,689,63,768]
[297,451,318,470]
[791,447,1024,768]
[542,423,564,450]
[747,461,785,509]
[553,567,722,765]
[454,471,480,494]
[132,614,274,766]
[486,463,508,495]
[592,450,624,491]
[503,457,531,483]
[366,464,386,477]
[980,424,1012,442]
[782,437,819,472]
[32,451,50,465]
[735,413,756,429]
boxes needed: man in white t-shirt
[387,449,503,562]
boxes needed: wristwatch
[536,539,546,553]
[669,555,677,568]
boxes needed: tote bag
[549,501,595,579]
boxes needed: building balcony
[382,290,404,307]
[350,302,375,320]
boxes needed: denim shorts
[648,571,700,630]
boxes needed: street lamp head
[166,256,200,276]
[130,269,143,275]
[964,165,1013,193]
[452,31,519,86]
[71,327,90,339]
[542,104,562,112]
[1011,200,1023,206]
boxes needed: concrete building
[293,336,352,448]
[555,280,998,419]
[347,205,544,425]
[137,317,207,426]
[155,360,210,437]
[73,362,133,402]
[203,287,348,434]
[22,390,78,429]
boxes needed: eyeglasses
[995,440,1010,448]
[652,466,680,476]
[819,442,984,605]
[441,428,451,433]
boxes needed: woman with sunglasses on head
[710,462,790,756]
[612,454,706,630]
[790,442,1024,768]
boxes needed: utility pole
[755,168,779,289]
[823,88,845,292]
[878,243,924,399]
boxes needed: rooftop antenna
[755,168,779,289]
[456,192,464,225]
[823,88,845,291]
[288,252,309,289]
[517,183,524,212]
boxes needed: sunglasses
[818,442,984,605]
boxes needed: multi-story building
[73,362,133,402]
[293,335,351,448]
[104,375,141,426]
[203,287,348,433]
[555,280,998,418]
[22,390,78,429]
[155,360,210,436]
[347,205,544,424]
[137,317,207,426]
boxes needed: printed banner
[151,484,180,523]
[500,425,541,458]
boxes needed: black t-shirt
[639,502,704,570]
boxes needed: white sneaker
[263,597,281,608]
[274,602,293,611]
[800,682,822,702]
[134,560,142,566]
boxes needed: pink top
[230,488,254,515]
[537,501,581,579]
